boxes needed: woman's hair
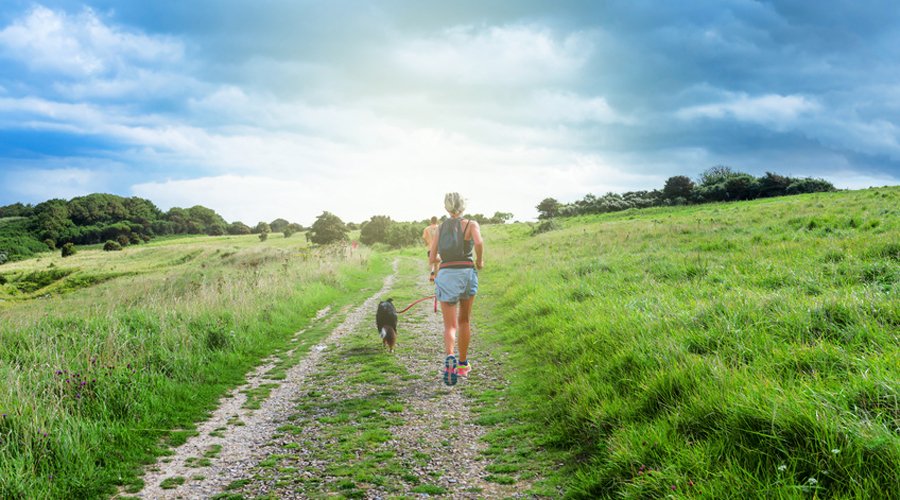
[444,192,467,216]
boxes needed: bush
[259,232,268,242]
[103,240,123,251]
[0,250,7,265]
[385,222,421,248]
[309,211,348,245]
[360,215,394,245]
[44,239,56,250]
[786,178,837,195]
[531,220,559,235]
[61,242,76,257]
[117,235,130,247]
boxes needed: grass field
[0,232,388,499]
[475,186,900,498]
[2,187,899,499]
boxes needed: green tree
[359,215,394,245]
[536,198,559,220]
[491,211,514,224]
[270,218,289,232]
[309,211,348,245]
[187,205,225,227]
[228,222,252,235]
[254,222,271,234]
[758,172,792,198]
[386,222,421,248]
[207,223,226,236]
[698,165,736,186]
[663,175,695,202]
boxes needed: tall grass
[0,235,387,499]
[476,187,900,498]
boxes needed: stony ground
[129,257,543,500]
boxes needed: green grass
[5,188,900,499]
[475,187,900,499]
[0,234,389,500]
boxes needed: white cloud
[393,24,594,85]
[528,90,632,124]
[676,92,820,129]
[823,171,900,190]
[4,166,108,200]
[0,5,182,77]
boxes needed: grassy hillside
[476,187,900,498]
[0,233,387,500]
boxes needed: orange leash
[397,295,436,314]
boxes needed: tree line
[536,166,836,219]
[0,194,307,262]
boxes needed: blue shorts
[435,268,478,306]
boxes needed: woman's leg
[440,301,458,356]
[457,296,474,362]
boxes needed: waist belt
[439,261,475,269]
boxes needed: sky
[1,0,899,225]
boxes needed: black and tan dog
[376,298,398,353]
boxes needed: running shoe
[456,361,471,377]
[444,355,458,386]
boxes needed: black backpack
[438,218,469,264]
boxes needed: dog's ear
[387,298,393,303]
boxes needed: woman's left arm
[470,222,484,269]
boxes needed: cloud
[676,92,821,129]
[3,166,109,200]
[0,5,183,78]
[393,24,594,86]
[527,90,632,125]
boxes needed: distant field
[475,186,900,498]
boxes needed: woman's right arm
[429,227,440,267]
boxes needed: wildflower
[688,481,694,487]
[808,478,818,485]
[671,485,676,490]
[777,465,787,471]
[831,449,840,454]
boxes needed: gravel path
[131,257,534,500]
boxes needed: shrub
[360,215,394,245]
[44,239,56,250]
[309,211,348,245]
[531,220,559,235]
[385,222,421,248]
[259,232,268,242]
[0,250,7,265]
[61,242,76,257]
[104,240,123,251]
[117,234,130,247]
